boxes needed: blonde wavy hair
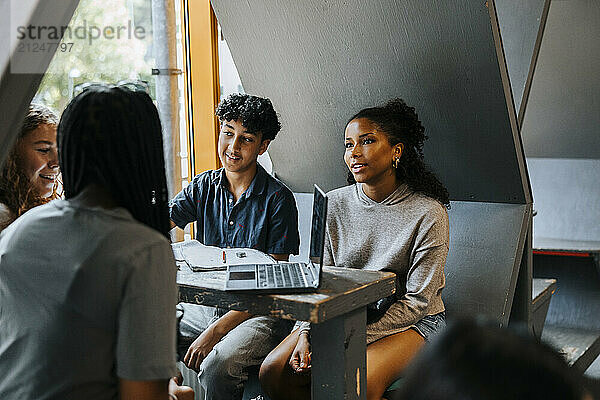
[0,104,60,229]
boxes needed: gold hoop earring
[393,157,400,169]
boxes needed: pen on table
[222,250,227,264]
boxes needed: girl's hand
[289,331,311,373]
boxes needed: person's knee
[258,352,281,395]
[366,372,390,400]
[198,346,244,386]
[366,384,387,400]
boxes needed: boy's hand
[289,332,311,374]
[183,310,251,371]
[168,376,194,400]
[183,325,222,371]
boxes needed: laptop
[224,184,328,293]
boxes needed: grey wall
[528,158,600,243]
[444,201,529,325]
[496,0,548,118]
[499,1,600,245]
[521,0,600,159]
[211,0,529,203]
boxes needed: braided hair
[347,98,450,207]
[58,86,170,237]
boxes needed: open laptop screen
[309,185,327,265]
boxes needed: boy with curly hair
[170,93,300,400]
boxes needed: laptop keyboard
[257,263,305,288]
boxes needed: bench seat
[532,278,557,338]
[542,325,600,370]
[534,237,600,253]
[534,253,600,372]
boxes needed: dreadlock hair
[58,86,170,238]
[0,104,60,228]
[215,93,281,141]
[347,98,450,207]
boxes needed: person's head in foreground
[394,318,592,400]
[0,104,59,229]
[59,85,170,236]
[345,97,449,206]
[215,93,280,175]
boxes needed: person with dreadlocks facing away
[0,104,60,232]
[259,98,450,400]
[169,93,300,399]
[0,86,193,400]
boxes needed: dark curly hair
[347,98,450,207]
[215,93,281,141]
[0,104,60,230]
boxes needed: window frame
[181,0,221,177]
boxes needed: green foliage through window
[36,0,155,112]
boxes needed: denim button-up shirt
[170,164,300,255]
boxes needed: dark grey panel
[531,278,556,338]
[212,0,528,203]
[543,325,600,369]
[532,278,557,308]
[535,254,600,369]
[534,254,600,331]
[522,0,600,159]
[444,201,529,326]
[0,73,44,164]
[496,0,549,120]
[0,0,79,167]
[509,218,533,330]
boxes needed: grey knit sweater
[298,183,449,344]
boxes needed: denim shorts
[413,311,446,342]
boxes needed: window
[35,0,191,240]
[36,0,155,110]
[217,25,243,100]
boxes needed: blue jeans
[413,311,446,342]
[177,304,291,400]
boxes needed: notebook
[224,184,327,293]
[172,240,274,272]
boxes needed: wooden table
[177,265,395,400]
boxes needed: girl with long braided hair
[0,86,193,400]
